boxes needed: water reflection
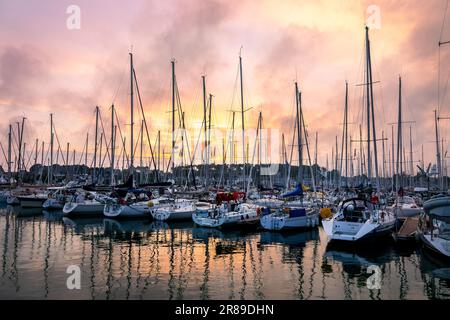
[0,205,449,299]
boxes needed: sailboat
[260,80,320,231]
[260,205,319,231]
[418,195,450,259]
[18,192,48,208]
[321,26,395,242]
[103,196,173,218]
[151,198,197,221]
[260,185,319,230]
[192,201,260,228]
[62,191,110,216]
[104,200,153,218]
[389,195,422,218]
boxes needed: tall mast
[16,122,21,177]
[171,59,176,177]
[359,124,363,178]
[314,132,318,166]
[22,143,26,173]
[391,125,395,190]
[7,125,11,180]
[435,110,442,189]
[207,93,213,187]
[396,76,403,190]
[295,82,302,184]
[50,113,54,184]
[99,133,103,176]
[409,125,413,186]
[382,130,386,187]
[365,27,372,181]
[344,82,349,181]
[231,111,236,189]
[130,52,134,174]
[34,138,38,166]
[85,133,89,174]
[110,104,115,186]
[340,81,349,186]
[421,144,424,169]
[140,119,144,184]
[66,142,70,176]
[17,117,25,182]
[41,141,44,166]
[157,130,161,174]
[365,25,380,190]
[202,75,207,179]
[93,106,99,182]
[335,136,338,187]
[368,29,380,191]
[239,54,246,192]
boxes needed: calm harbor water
[0,204,449,300]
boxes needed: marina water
[0,204,449,300]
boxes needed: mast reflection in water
[0,205,449,299]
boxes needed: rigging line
[114,109,130,167]
[228,59,241,115]
[285,90,298,189]
[100,137,113,169]
[0,142,7,165]
[185,86,201,165]
[11,128,19,156]
[98,111,112,165]
[115,140,124,169]
[301,109,317,193]
[24,146,34,170]
[77,136,87,166]
[440,0,449,43]
[133,68,158,173]
[438,46,442,115]
[371,57,387,127]
[132,124,141,163]
[110,56,128,104]
[175,81,188,152]
[52,126,68,166]
[351,36,365,129]
[79,110,95,167]
[175,80,196,185]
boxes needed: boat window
[434,220,450,239]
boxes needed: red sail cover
[215,192,245,204]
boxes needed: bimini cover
[289,208,306,218]
[423,195,450,219]
[282,184,303,198]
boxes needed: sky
[0,0,449,174]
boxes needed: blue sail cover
[289,208,306,218]
[282,184,303,198]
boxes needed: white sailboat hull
[42,198,64,210]
[150,199,197,221]
[104,202,153,218]
[322,215,395,241]
[260,212,319,230]
[193,204,260,228]
[392,206,422,218]
[420,233,450,259]
[63,202,105,216]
